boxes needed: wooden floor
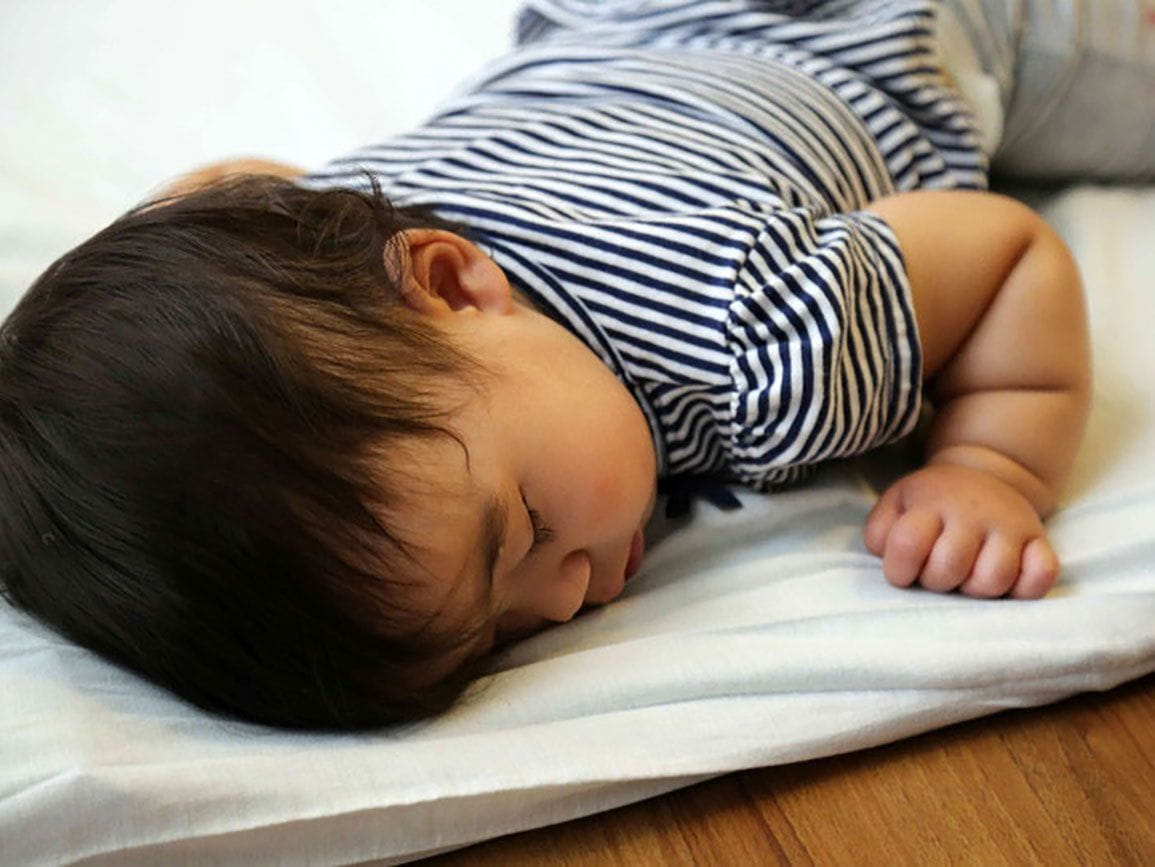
[425,673,1155,865]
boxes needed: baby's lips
[624,528,646,581]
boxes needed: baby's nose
[542,549,591,622]
[581,559,630,608]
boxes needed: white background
[0,0,524,308]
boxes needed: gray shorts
[942,0,1155,181]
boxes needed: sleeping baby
[0,0,1091,729]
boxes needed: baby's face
[384,283,658,653]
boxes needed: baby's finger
[918,523,983,594]
[864,485,903,556]
[881,508,942,588]
[960,534,1020,598]
[1010,537,1061,599]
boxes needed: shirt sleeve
[724,207,923,491]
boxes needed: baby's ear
[390,229,511,316]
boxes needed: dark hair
[0,173,498,729]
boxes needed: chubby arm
[863,190,1092,598]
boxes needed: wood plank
[423,673,1155,865]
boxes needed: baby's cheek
[584,423,652,521]
[565,453,623,517]
[552,371,654,525]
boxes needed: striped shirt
[303,0,987,492]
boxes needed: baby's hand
[863,464,1060,599]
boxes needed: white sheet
[2,2,1154,864]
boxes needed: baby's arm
[863,190,1091,599]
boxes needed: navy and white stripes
[303,0,985,491]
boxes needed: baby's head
[0,174,656,730]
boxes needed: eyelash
[524,498,555,550]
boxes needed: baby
[0,0,1091,730]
